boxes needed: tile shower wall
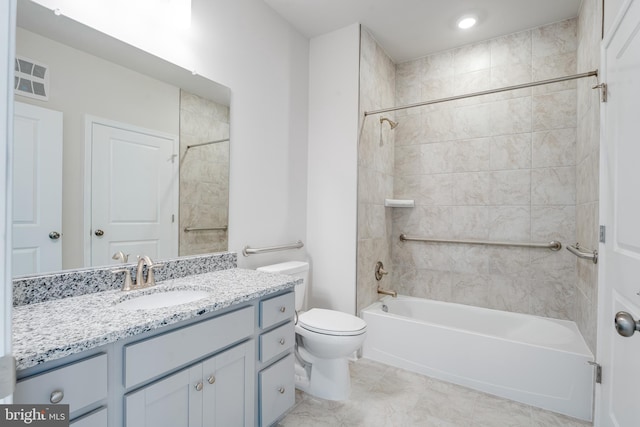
[357,29,396,314]
[391,19,580,320]
[179,90,230,255]
[575,0,602,352]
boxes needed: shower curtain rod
[364,70,598,116]
[186,138,230,150]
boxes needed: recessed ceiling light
[457,15,477,29]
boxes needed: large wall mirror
[13,0,231,277]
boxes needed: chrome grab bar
[243,240,304,257]
[566,243,598,264]
[186,138,229,150]
[399,234,562,251]
[183,226,228,232]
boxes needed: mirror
[13,0,231,277]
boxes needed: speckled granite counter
[13,268,298,370]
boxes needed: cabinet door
[125,364,203,427]
[202,340,255,427]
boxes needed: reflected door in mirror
[12,102,62,275]
[90,119,178,266]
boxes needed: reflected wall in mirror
[12,1,231,277]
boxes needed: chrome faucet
[112,251,129,263]
[112,255,164,291]
[377,287,398,298]
[136,255,164,288]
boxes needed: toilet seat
[297,308,367,336]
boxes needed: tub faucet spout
[377,287,397,298]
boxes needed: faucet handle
[112,268,133,291]
[146,263,165,287]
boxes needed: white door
[12,102,62,276]
[89,119,178,266]
[597,0,640,425]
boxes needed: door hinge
[172,214,175,223]
[0,355,16,399]
[599,225,606,243]
[589,361,602,384]
[593,83,607,102]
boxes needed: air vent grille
[14,56,49,101]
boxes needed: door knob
[48,231,61,240]
[614,311,640,337]
[94,229,104,236]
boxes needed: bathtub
[361,295,594,421]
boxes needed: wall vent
[14,56,49,101]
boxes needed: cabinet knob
[50,390,64,404]
[278,387,285,394]
[195,382,203,391]
[279,338,286,345]
[279,306,286,313]
[208,375,216,384]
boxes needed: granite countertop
[13,268,298,371]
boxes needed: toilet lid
[297,308,367,336]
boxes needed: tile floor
[278,358,593,427]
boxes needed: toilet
[257,261,367,401]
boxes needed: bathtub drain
[382,304,388,312]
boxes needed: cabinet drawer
[125,306,254,389]
[70,407,107,427]
[14,353,107,414]
[259,354,294,426]
[260,293,294,329]
[259,322,294,362]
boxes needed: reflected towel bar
[566,243,598,264]
[399,234,562,251]
[184,226,228,232]
[243,240,304,257]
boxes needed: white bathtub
[361,295,594,421]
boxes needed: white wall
[306,24,360,314]
[0,0,15,403]
[23,0,310,270]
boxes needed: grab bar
[243,240,304,257]
[184,226,228,232]
[399,234,562,251]
[566,243,598,264]
[186,138,229,150]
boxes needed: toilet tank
[257,261,308,311]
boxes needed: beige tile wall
[357,12,601,339]
[357,28,396,314]
[391,19,579,320]
[575,0,602,353]
[179,90,230,256]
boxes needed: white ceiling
[264,0,583,63]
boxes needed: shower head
[380,117,398,129]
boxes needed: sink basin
[114,290,211,310]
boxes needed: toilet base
[295,354,351,401]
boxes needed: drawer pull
[208,375,216,384]
[279,338,286,345]
[279,306,286,313]
[195,382,203,391]
[278,387,285,394]
[50,390,64,404]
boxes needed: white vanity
[12,258,298,427]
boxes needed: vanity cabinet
[125,340,254,427]
[14,353,108,422]
[15,287,297,427]
[257,293,295,426]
